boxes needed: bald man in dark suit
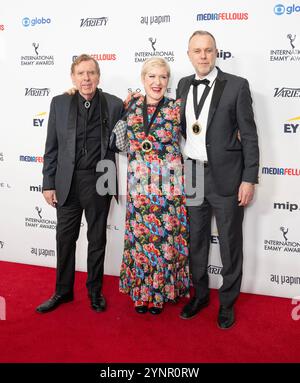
[177,31,259,329]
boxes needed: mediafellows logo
[283,116,300,133]
[80,17,108,27]
[196,11,248,21]
[140,15,171,25]
[22,17,51,27]
[274,4,300,15]
[0,24,4,31]
[72,53,116,62]
[20,155,43,163]
[262,166,300,176]
[25,88,50,96]
[274,87,300,97]
[0,152,3,161]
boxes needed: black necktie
[192,78,211,120]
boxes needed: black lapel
[67,94,78,159]
[98,90,109,160]
[179,75,194,138]
[206,69,227,130]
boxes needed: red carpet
[0,260,299,363]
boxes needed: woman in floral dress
[119,58,189,314]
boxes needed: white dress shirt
[184,66,218,161]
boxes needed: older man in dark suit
[36,54,123,314]
[177,31,259,329]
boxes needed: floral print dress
[119,96,190,307]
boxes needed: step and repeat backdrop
[0,0,299,298]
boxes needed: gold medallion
[141,139,153,153]
[192,122,201,135]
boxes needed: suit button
[206,144,210,148]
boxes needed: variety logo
[21,43,54,66]
[20,155,43,163]
[274,87,300,97]
[33,112,47,127]
[274,3,300,15]
[140,15,171,25]
[274,201,300,212]
[80,17,108,27]
[262,166,300,176]
[134,37,175,63]
[22,17,51,27]
[196,11,248,21]
[72,53,116,62]
[283,116,300,133]
[264,226,300,254]
[25,207,56,230]
[31,247,55,257]
[207,264,222,275]
[25,88,50,96]
[270,34,300,62]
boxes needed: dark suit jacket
[176,67,259,196]
[42,90,123,206]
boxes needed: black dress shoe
[135,305,148,314]
[36,292,73,314]
[90,293,106,312]
[180,296,209,319]
[217,305,235,329]
[149,307,162,315]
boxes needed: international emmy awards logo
[35,206,42,219]
[287,34,296,48]
[149,37,157,52]
[33,42,39,55]
[280,226,288,241]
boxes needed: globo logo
[22,17,51,27]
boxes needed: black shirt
[75,90,102,170]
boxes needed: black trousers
[55,170,112,295]
[187,165,244,308]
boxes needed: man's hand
[238,182,255,206]
[43,190,58,207]
[65,87,77,96]
[124,91,142,109]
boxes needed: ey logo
[33,112,47,127]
